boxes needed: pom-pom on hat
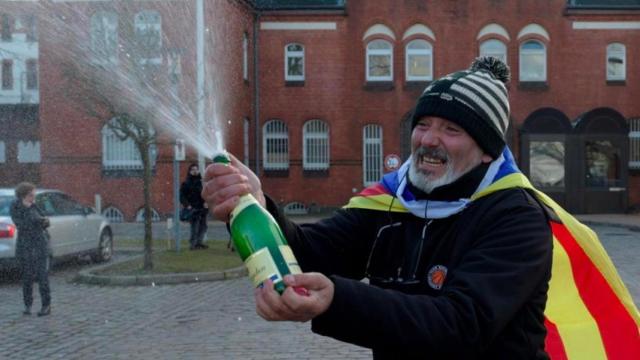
[410,56,511,159]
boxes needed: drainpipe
[253,11,261,174]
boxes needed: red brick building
[1,0,639,220]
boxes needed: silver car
[0,188,113,267]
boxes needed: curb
[74,255,247,286]
[580,220,640,232]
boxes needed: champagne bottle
[213,152,303,294]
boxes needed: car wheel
[92,228,113,263]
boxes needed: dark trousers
[189,210,208,247]
[19,246,51,308]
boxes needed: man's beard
[408,147,463,194]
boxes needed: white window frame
[243,117,250,166]
[303,119,330,170]
[135,207,160,222]
[102,206,124,223]
[90,11,119,65]
[519,40,546,82]
[263,120,289,170]
[630,118,640,169]
[285,43,304,81]
[479,39,507,64]
[17,140,40,163]
[243,33,249,81]
[363,124,383,186]
[366,39,393,81]
[606,43,626,81]
[101,118,143,170]
[134,10,162,65]
[405,39,433,81]
[0,140,5,163]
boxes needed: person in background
[180,163,209,250]
[10,182,51,317]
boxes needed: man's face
[409,116,492,193]
[190,166,199,176]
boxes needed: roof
[568,0,640,8]
[253,0,346,10]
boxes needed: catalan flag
[346,152,640,359]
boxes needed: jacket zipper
[411,219,432,280]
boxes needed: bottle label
[230,195,257,226]
[279,245,302,274]
[244,247,283,288]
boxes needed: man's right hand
[202,153,266,222]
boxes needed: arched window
[101,118,156,170]
[303,119,329,170]
[480,39,507,64]
[606,43,626,81]
[135,207,160,222]
[263,120,289,170]
[363,124,383,186]
[134,10,162,65]
[285,43,304,81]
[519,40,546,82]
[284,202,308,215]
[366,39,393,81]
[405,39,433,81]
[90,11,118,65]
[102,206,125,223]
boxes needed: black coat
[10,200,49,260]
[267,187,552,360]
[180,174,205,210]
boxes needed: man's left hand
[255,273,334,323]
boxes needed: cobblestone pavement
[0,224,637,360]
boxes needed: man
[180,163,209,250]
[202,57,553,359]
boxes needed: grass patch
[98,240,242,275]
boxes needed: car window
[36,194,57,216]
[49,193,85,215]
[0,195,14,216]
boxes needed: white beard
[408,158,461,194]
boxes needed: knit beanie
[410,56,510,159]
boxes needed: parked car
[0,188,113,268]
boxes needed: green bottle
[213,152,303,294]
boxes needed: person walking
[180,163,209,250]
[10,182,51,316]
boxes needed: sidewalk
[576,213,640,231]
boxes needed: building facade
[1,0,639,220]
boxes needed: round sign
[384,154,401,171]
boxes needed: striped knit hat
[410,56,511,159]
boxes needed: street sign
[175,139,186,161]
[384,154,401,171]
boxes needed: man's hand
[254,273,334,323]
[202,153,265,221]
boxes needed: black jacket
[10,200,49,259]
[267,184,552,359]
[180,174,205,210]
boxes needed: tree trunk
[141,143,154,270]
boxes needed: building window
[405,39,432,81]
[283,202,308,215]
[17,140,40,163]
[135,207,161,222]
[606,43,626,81]
[26,59,37,90]
[285,43,304,81]
[363,124,383,186]
[243,33,249,81]
[630,118,640,169]
[101,119,143,170]
[0,140,5,163]
[102,206,124,223]
[303,119,330,170]
[519,40,546,82]
[366,39,393,81]
[263,120,289,170]
[135,10,162,65]
[90,11,119,65]
[23,15,37,42]
[529,141,565,188]
[480,39,507,64]
[1,14,12,42]
[243,117,250,166]
[2,60,13,90]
